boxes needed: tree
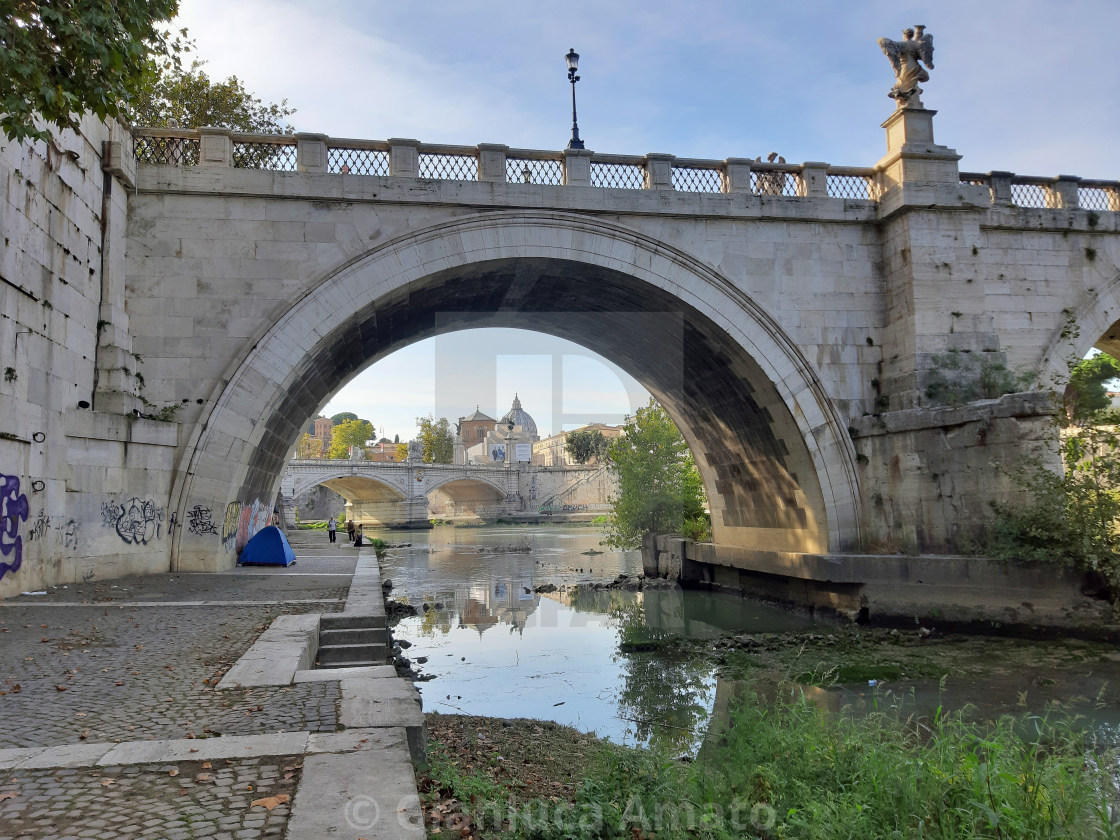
[394,434,400,444]
[395,442,409,462]
[603,400,709,550]
[565,429,609,464]
[417,415,454,464]
[295,432,319,459]
[1,0,185,143]
[1064,352,1120,425]
[330,412,358,426]
[327,418,373,459]
[127,60,295,133]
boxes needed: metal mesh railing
[1079,187,1115,213]
[133,135,200,166]
[507,157,563,185]
[590,161,645,189]
[418,152,478,181]
[1010,182,1049,208]
[328,146,389,176]
[672,165,725,193]
[232,141,296,170]
[751,169,799,197]
[827,174,874,199]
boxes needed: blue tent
[237,525,297,566]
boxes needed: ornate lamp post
[565,48,584,150]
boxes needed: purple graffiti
[0,474,30,580]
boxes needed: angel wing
[917,32,934,69]
[877,37,902,75]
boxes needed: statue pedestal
[874,107,962,216]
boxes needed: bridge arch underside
[317,476,409,527]
[197,252,858,565]
[428,480,505,518]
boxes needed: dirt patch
[420,713,612,838]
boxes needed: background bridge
[280,460,610,528]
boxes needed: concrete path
[0,531,425,839]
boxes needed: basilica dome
[500,394,537,437]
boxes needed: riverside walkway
[0,531,424,839]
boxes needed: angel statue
[878,25,935,108]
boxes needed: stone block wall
[849,391,1059,554]
[0,119,178,598]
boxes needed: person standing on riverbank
[346,519,355,542]
[327,516,337,543]
[354,524,364,547]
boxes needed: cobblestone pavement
[3,573,350,605]
[0,755,302,839]
[0,602,341,749]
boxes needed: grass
[423,688,1120,839]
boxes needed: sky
[171,0,1120,441]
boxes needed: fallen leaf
[79,729,89,740]
[0,792,16,801]
[75,712,86,717]
[54,685,67,692]
[115,681,125,686]
[195,773,211,782]
[100,779,115,787]
[168,769,179,777]
[189,748,199,754]
[250,793,290,811]
[201,761,212,769]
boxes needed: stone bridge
[3,99,1120,597]
[280,460,521,527]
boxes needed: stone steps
[316,612,388,668]
[316,641,388,667]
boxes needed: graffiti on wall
[0,473,30,580]
[101,497,165,545]
[187,504,219,536]
[220,502,242,551]
[26,509,80,551]
[233,499,275,553]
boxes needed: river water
[373,524,1120,752]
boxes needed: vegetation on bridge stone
[1,0,185,142]
[983,352,1120,597]
[327,418,374,459]
[565,429,609,465]
[603,400,710,550]
[417,415,454,464]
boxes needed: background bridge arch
[173,211,861,568]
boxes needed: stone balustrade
[131,126,883,200]
[131,126,1120,212]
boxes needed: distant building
[532,423,623,467]
[312,416,333,453]
[455,395,540,465]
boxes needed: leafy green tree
[327,418,373,459]
[1064,352,1120,425]
[329,412,358,425]
[565,429,609,464]
[295,432,319,459]
[603,400,709,549]
[417,415,454,464]
[1,0,185,143]
[395,442,409,462]
[126,60,295,133]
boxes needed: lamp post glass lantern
[565,48,584,150]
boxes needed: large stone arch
[1038,271,1120,384]
[171,211,861,569]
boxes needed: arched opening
[173,213,860,570]
[428,479,506,520]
